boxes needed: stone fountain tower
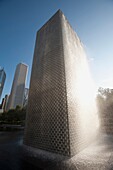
[24,10,98,157]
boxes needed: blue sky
[0,0,113,101]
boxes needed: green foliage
[0,106,26,125]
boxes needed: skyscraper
[0,67,6,99]
[24,10,98,157]
[23,88,29,107]
[7,63,28,110]
[0,94,9,112]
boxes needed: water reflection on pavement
[0,131,42,170]
[1,131,113,170]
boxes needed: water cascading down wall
[24,10,98,157]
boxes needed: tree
[97,87,113,113]
[0,106,26,125]
[96,87,113,133]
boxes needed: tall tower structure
[0,67,6,99]
[7,63,28,110]
[23,88,29,107]
[0,94,9,112]
[24,10,98,157]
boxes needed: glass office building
[7,63,28,110]
[0,67,6,99]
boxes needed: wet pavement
[63,134,113,170]
[22,134,113,170]
[0,131,113,170]
[0,131,42,170]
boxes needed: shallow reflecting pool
[0,131,42,170]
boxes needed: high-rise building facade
[7,63,28,110]
[24,10,98,157]
[23,88,29,107]
[0,94,9,112]
[0,67,6,99]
